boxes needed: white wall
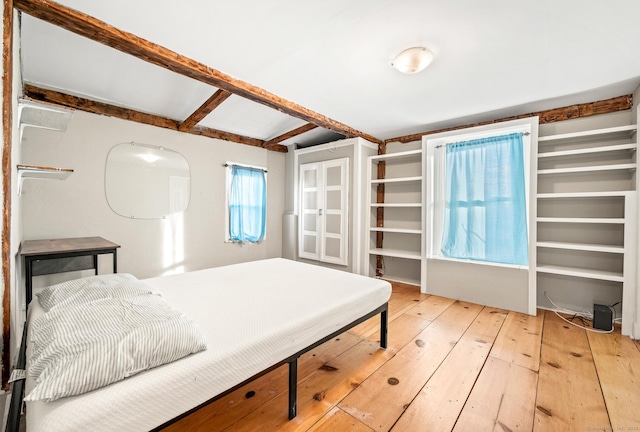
[17,111,285,292]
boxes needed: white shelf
[538,191,630,199]
[370,149,422,163]
[371,176,422,184]
[538,143,637,159]
[537,217,625,224]
[536,265,623,282]
[379,275,421,287]
[537,241,624,254]
[370,227,422,234]
[369,248,421,260]
[537,163,636,175]
[17,164,73,195]
[538,125,637,142]
[370,203,422,208]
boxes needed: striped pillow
[37,273,160,311]
[26,295,207,402]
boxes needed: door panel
[299,164,321,261]
[298,158,349,266]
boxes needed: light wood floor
[165,282,640,432]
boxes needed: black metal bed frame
[5,302,388,431]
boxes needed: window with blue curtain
[441,132,528,265]
[228,165,266,243]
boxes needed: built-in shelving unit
[536,122,637,333]
[367,149,425,288]
[17,164,73,195]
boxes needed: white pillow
[37,273,160,311]
[26,295,206,402]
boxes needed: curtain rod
[434,131,530,148]
[223,163,268,173]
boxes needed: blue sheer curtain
[441,132,528,265]
[229,165,266,243]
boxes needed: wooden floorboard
[453,356,538,432]
[167,282,640,431]
[587,329,640,429]
[340,300,483,431]
[489,308,544,372]
[390,307,507,431]
[534,311,610,431]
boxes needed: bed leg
[6,323,28,432]
[380,306,388,349]
[289,357,298,420]
[288,358,298,419]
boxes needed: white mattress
[25,258,391,432]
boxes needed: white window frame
[224,161,268,243]
[425,119,535,270]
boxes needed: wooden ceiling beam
[263,123,319,147]
[179,89,232,132]
[23,85,287,152]
[14,0,382,145]
[385,94,634,144]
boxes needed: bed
[7,258,391,431]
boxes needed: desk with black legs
[20,237,120,307]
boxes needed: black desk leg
[113,249,118,273]
[288,357,298,419]
[93,254,99,275]
[25,258,33,307]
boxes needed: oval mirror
[105,142,190,219]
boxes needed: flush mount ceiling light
[392,47,434,74]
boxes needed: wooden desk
[20,237,120,306]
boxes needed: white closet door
[298,158,349,266]
[299,163,321,261]
[321,159,349,265]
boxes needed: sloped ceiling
[18,0,640,149]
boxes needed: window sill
[427,255,529,270]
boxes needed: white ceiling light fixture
[392,47,434,74]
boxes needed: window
[442,133,527,265]
[225,163,267,243]
[427,123,532,267]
